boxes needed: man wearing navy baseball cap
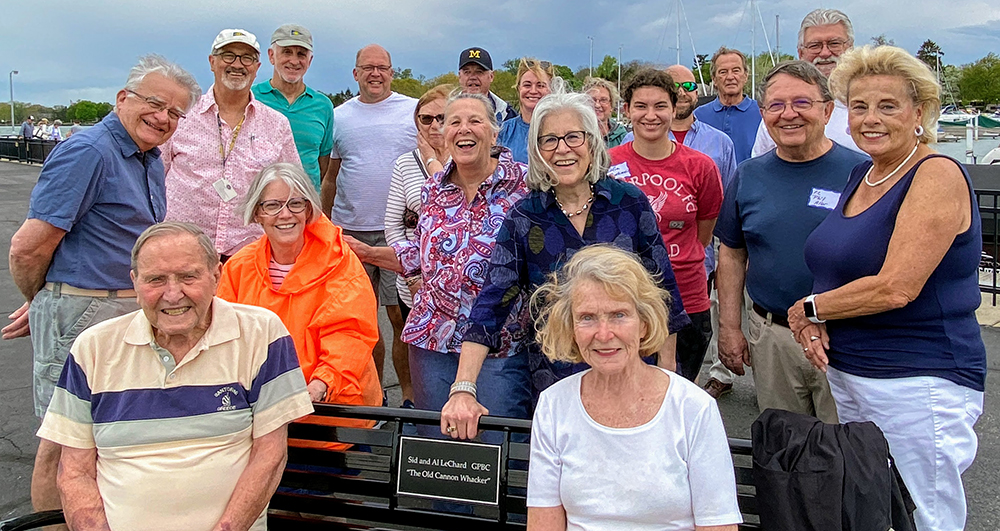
[458,47,517,123]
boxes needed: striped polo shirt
[38,298,314,531]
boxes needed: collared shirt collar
[256,80,315,100]
[710,96,754,112]
[124,297,241,348]
[195,84,261,117]
[103,112,160,159]
[438,146,520,190]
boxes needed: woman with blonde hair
[788,45,986,531]
[526,245,740,531]
[497,57,555,163]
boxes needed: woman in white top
[527,245,741,531]
[345,84,452,408]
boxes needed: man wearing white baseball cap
[253,24,335,192]
[163,29,301,260]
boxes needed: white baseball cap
[212,29,260,53]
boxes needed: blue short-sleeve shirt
[27,112,166,290]
[693,97,762,163]
[497,116,530,164]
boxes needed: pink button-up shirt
[163,86,300,256]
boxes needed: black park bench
[0,404,760,530]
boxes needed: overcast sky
[4,0,998,107]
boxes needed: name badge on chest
[213,178,238,202]
[808,188,841,210]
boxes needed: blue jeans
[408,344,531,439]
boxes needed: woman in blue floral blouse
[440,89,690,440]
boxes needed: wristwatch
[804,294,826,324]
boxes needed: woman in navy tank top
[786,46,985,531]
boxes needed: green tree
[491,70,518,110]
[65,100,111,123]
[748,52,797,97]
[391,77,425,98]
[593,55,619,81]
[958,53,1000,104]
[916,40,943,70]
[426,72,459,89]
[871,34,895,46]
[324,89,355,107]
[553,64,581,90]
[502,59,519,75]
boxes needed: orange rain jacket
[217,215,382,418]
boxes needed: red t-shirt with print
[609,141,723,313]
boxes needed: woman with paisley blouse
[391,92,531,422]
[440,89,689,440]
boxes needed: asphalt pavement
[0,159,997,528]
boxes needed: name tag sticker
[608,162,631,180]
[668,220,685,230]
[808,188,841,210]
[213,178,238,202]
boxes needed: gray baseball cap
[212,29,260,53]
[271,24,313,51]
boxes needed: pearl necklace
[863,142,920,187]
[555,186,595,218]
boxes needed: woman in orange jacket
[217,163,381,426]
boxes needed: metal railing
[0,137,58,164]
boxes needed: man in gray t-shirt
[321,43,417,404]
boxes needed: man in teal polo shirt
[252,24,334,191]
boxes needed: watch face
[804,301,816,319]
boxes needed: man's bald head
[665,64,696,83]
[356,44,391,65]
[353,44,393,103]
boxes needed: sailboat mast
[751,0,756,98]
[676,0,681,65]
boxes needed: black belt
[752,303,789,328]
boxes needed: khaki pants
[746,307,838,423]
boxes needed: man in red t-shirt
[609,69,723,382]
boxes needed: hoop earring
[915,125,924,137]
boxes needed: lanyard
[217,113,246,167]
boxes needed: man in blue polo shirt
[4,54,200,517]
[693,47,760,163]
[253,24,335,191]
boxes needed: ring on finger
[803,347,809,352]
[446,426,456,433]
[810,335,820,341]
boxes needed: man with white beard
[163,29,300,260]
[751,9,863,157]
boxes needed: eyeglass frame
[763,99,831,114]
[537,131,588,152]
[674,81,698,92]
[356,64,393,74]
[801,39,849,53]
[124,89,187,121]
[417,113,445,126]
[213,51,259,66]
[257,197,310,216]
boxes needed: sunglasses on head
[417,113,445,126]
[675,81,698,92]
[522,58,552,70]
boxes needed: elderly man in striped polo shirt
[37,223,313,531]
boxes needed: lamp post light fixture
[9,70,18,135]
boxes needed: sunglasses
[521,58,553,70]
[675,81,698,92]
[417,113,445,126]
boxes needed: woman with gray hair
[526,245,740,530]
[216,162,382,434]
[441,90,689,440]
[788,45,986,531]
[583,77,627,148]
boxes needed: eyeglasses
[675,81,698,92]
[538,131,588,151]
[125,89,186,121]
[764,99,830,114]
[357,65,392,73]
[213,51,259,66]
[417,113,445,126]
[802,39,849,53]
[521,58,553,70]
[258,197,310,216]
[590,96,612,105]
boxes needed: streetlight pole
[9,70,18,135]
[587,36,594,76]
[617,45,623,119]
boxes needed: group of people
[17,116,83,141]
[0,8,987,531]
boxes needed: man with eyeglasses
[252,24,335,192]
[322,44,417,405]
[714,61,868,423]
[5,54,200,518]
[163,29,300,261]
[693,47,761,163]
[751,9,861,157]
[458,47,517,124]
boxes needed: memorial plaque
[397,436,501,505]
